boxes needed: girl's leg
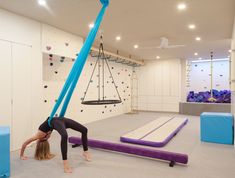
[64,118,88,151]
[64,118,91,161]
[51,119,72,173]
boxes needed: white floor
[10,112,235,178]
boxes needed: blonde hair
[34,140,54,160]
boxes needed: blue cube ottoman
[0,126,10,177]
[200,112,234,145]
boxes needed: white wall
[42,24,83,59]
[0,9,42,150]
[188,59,230,92]
[137,59,181,112]
[181,59,187,102]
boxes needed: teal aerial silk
[48,0,109,126]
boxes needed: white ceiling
[0,0,234,60]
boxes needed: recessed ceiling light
[177,3,187,10]
[116,36,121,41]
[38,0,47,6]
[89,23,94,29]
[194,52,198,56]
[156,56,160,59]
[228,49,231,53]
[188,24,196,29]
[195,37,201,41]
[134,45,139,49]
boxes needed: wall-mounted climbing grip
[81,110,83,112]
[49,54,53,58]
[50,63,53,66]
[44,100,47,103]
[65,43,69,46]
[55,71,58,74]
[44,85,48,88]
[46,46,52,51]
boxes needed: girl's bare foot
[83,151,91,161]
[63,160,72,173]
[64,166,72,173]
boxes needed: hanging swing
[81,35,122,105]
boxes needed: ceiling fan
[139,37,185,49]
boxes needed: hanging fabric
[48,0,109,126]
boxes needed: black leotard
[38,117,53,133]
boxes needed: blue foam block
[200,112,234,145]
[0,126,10,177]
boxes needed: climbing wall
[43,53,132,124]
[41,24,132,124]
[188,59,230,92]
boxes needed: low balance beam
[69,137,188,167]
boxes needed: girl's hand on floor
[20,156,28,160]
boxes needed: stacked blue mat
[0,126,10,177]
[200,112,234,145]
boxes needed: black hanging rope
[82,35,122,105]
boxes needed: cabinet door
[0,40,12,127]
[12,44,32,151]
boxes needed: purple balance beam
[69,137,188,166]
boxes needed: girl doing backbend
[20,117,91,173]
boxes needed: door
[0,40,12,127]
[11,43,32,150]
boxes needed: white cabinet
[0,41,12,127]
[137,59,181,112]
[0,40,32,151]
